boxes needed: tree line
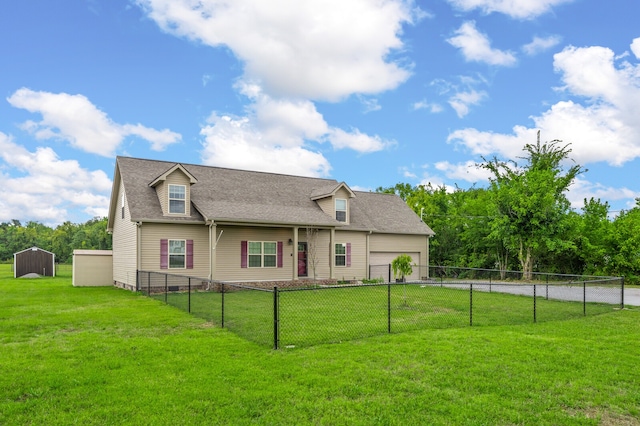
[0,217,112,264]
[378,135,640,283]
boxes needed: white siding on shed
[73,250,113,287]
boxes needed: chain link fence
[137,268,624,349]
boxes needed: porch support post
[330,228,335,279]
[292,226,299,281]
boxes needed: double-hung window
[335,243,346,266]
[335,198,347,222]
[335,243,351,267]
[248,241,277,268]
[169,239,186,269]
[168,184,186,214]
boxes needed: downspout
[293,226,299,281]
[136,222,142,288]
[426,235,431,279]
[208,221,213,280]
[366,230,372,280]
[330,228,335,280]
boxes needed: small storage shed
[14,247,56,278]
[72,250,113,287]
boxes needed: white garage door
[370,252,421,281]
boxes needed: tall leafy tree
[607,200,640,281]
[481,133,585,279]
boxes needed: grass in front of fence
[1,265,639,425]
[150,282,619,348]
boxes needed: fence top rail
[279,278,623,292]
[423,265,620,281]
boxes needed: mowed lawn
[1,265,639,425]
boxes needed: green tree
[481,134,585,280]
[607,200,640,282]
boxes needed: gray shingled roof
[115,156,434,235]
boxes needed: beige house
[107,156,435,290]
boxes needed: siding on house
[334,230,367,280]
[302,229,331,279]
[112,181,138,288]
[139,222,209,278]
[334,187,352,224]
[315,196,334,220]
[369,234,429,267]
[156,169,192,217]
[314,187,353,224]
[215,226,294,281]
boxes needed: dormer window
[335,198,347,222]
[169,184,186,214]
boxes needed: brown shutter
[241,241,247,268]
[186,240,194,269]
[160,239,168,269]
[346,243,351,267]
[277,241,283,268]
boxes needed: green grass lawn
[1,265,639,425]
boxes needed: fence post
[273,286,279,350]
[221,282,225,328]
[388,264,391,283]
[469,283,473,326]
[136,270,139,291]
[583,281,586,316]
[164,274,168,304]
[387,283,391,334]
[533,284,537,323]
[621,277,625,310]
[188,277,191,313]
[147,272,151,295]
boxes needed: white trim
[168,184,187,215]
[168,239,186,269]
[247,241,277,268]
[335,198,347,223]
[335,243,347,267]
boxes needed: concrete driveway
[623,288,640,306]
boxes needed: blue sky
[1,0,639,225]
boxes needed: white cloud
[136,0,419,101]
[199,88,395,175]
[632,37,640,60]
[568,177,640,210]
[399,166,417,179]
[327,128,395,153]
[447,21,517,66]
[7,88,181,156]
[434,160,493,183]
[359,97,382,113]
[447,125,537,160]
[200,114,331,177]
[447,0,575,20]
[448,39,640,167]
[448,89,487,118]
[522,35,561,56]
[0,132,111,225]
[412,99,443,113]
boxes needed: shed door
[369,252,420,281]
